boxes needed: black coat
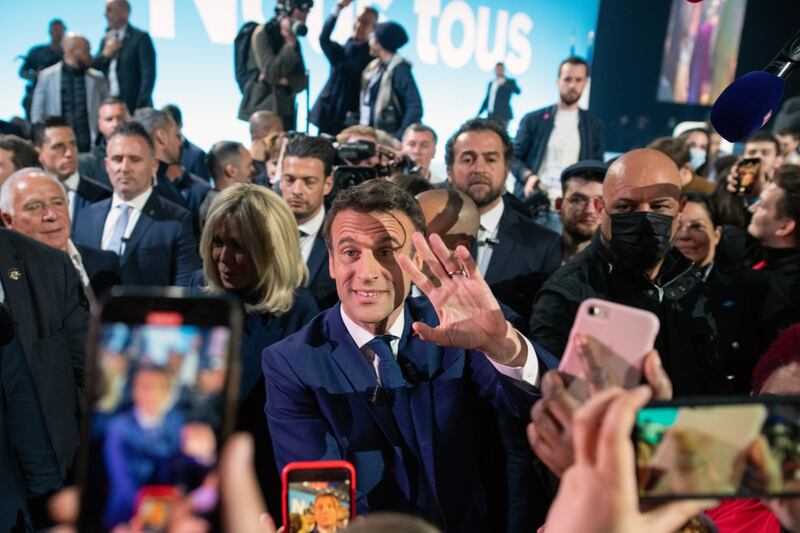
[91,24,156,113]
[478,78,521,121]
[309,13,373,135]
[484,196,562,330]
[0,310,63,533]
[0,230,89,478]
[155,161,211,237]
[78,143,110,188]
[530,234,726,396]
[511,105,604,197]
[75,244,121,297]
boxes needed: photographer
[238,0,312,131]
[332,125,421,191]
[310,0,377,135]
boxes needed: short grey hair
[0,167,66,216]
[132,107,172,138]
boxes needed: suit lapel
[84,200,110,248]
[121,194,157,265]
[307,235,328,281]
[484,200,516,285]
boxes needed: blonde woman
[190,183,319,520]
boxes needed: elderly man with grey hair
[133,107,209,234]
[0,167,120,299]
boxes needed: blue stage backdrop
[1,0,600,157]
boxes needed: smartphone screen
[635,396,800,500]
[736,157,761,196]
[79,289,242,532]
[283,462,355,533]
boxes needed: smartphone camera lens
[588,306,600,317]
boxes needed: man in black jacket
[92,0,156,114]
[478,62,521,130]
[512,56,603,204]
[529,148,727,396]
[310,0,377,135]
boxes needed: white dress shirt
[62,172,80,220]
[298,207,325,264]
[66,239,91,288]
[477,199,504,277]
[107,24,128,97]
[487,79,500,114]
[340,303,539,386]
[101,188,152,253]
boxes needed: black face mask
[608,212,674,273]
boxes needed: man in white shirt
[0,167,120,299]
[279,135,337,309]
[72,121,200,286]
[31,117,111,226]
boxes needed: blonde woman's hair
[200,183,308,315]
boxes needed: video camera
[332,140,423,191]
[274,0,313,36]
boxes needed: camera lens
[588,306,600,317]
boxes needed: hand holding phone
[735,157,761,197]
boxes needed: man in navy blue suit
[478,62,521,130]
[72,121,200,286]
[263,179,542,531]
[279,135,338,310]
[31,117,111,229]
[134,108,210,236]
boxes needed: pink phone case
[559,298,660,399]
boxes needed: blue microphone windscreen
[711,71,784,142]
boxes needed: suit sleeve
[319,14,345,65]
[172,211,201,287]
[467,349,539,419]
[263,346,342,472]
[590,116,605,161]
[92,36,111,72]
[478,82,489,115]
[541,232,562,275]
[392,63,423,139]
[136,33,157,109]
[511,79,521,95]
[19,47,39,81]
[512,116,534,184]
[30,73,48,123]
[3,334,63,496]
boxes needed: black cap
[560,159,608,185]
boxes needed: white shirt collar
[112,187,152,211]
[340,304,405,349]
[479,197,505,234]
[66,239,91,288]
[298,206,325,237]
[63,172,80,191]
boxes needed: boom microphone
[711,29,800,142]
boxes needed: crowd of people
[3,0,800,532]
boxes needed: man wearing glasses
[556,160,607,263]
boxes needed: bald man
[417,189,480,251]
[530,148,726,396]
[31,33,108,152]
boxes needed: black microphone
[711,29,800,142]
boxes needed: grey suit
[31,62,108,144]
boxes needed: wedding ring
[447,269,466,277]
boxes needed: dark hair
[745,131,780,155]
[647,136,691,169]
[751,323,800,394]
[283,135,335,177]
[773,164,800,242]
[445,118,513,170]
[49,18,65,28]
[558,56,590,77]
[495,61,505,68]
[162,104,183,127]
[390,173,433,196]
[560,169,606,193]
[322,179,426,249]
[361,6,378,19]
[777,128,800,139]
[30,116,70,147]
[206,141,246,180]
[712,175,747,227]
[109,121,155,154]
[403,123,437,144]
[682,192,719,227]
[0,135,40,170]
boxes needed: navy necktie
[366,335,418,452]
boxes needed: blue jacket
[91,24,156,114]
[263,298,541,531]
[72,192,200,287]
[154,161,211,237]
[70,175,112,233]
[511,105,604,196]
[307,234,338,311]
[309,13,373,135]
[478,78,521,122]
[180,138,211,181]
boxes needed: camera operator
[332,125,421,191]
[309,0,377,135]
[238,0,312,131]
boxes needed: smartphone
[282,460,356,533]
[735,157,761,196]
[635,396,800,500]
[78,287,243,532]
[558,298,660,400]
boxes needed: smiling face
[211,219,258,292]
[328,209,422,334]
[313,495,339,530]
[675,201,721,267]
[2,175,70,251]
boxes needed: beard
[562,216,598,242]
[462,174,504,208]
[560,90,581,106]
